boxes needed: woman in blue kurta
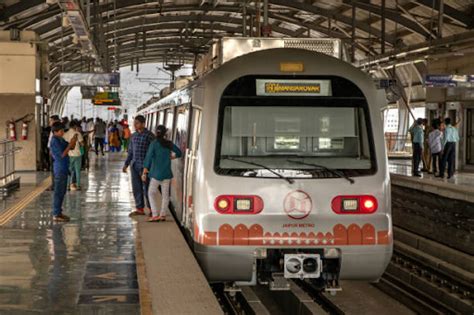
[142,125,182,222]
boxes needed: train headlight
[235,199,251,211]
[342,199,358,211]
[331,195,378,214]
[214,195,264,214]
[216,197,230,212]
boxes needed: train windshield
[215,76,377,179]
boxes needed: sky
[62,63,192,121]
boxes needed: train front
[192,48,392,291]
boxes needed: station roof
[1,1,473,112]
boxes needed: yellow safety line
[135,221,154,315]
[0,177,51,226]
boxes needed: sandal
[157,216,166,222]
[129,209,146,216]
[148,216,161,222]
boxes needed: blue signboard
[424,74,474,88]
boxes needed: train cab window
[215,75,377,179]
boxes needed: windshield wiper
[222,157,294,184]
[287,159,355,184]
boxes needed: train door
[183,108,202,231]
[171,105,190,222]
[467,108,474,165]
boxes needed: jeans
[53,174,68,216]
[94,137,104,154]
[149,178,170,217]
[68,156,82,187]
[440,142,456,177]
[130,162,150,210]
[431,152,441,174]
[412,142,423,174]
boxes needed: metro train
[137,38,392,291]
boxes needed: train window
[165,110,174,138]
[158,111,164,125]
[174,106,189,150]
[215,75,377,179]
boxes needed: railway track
[213,281,346,315]
[375,227,473,314]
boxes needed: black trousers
[412,143,422,175]
[440,142,456,177]
[94,137,104,154]
[431,152,441,174]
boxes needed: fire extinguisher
[21,121,28,140]
[8,120,16,141]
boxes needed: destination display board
[256,79,332,96]
[92,91,121,106]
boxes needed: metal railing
[0,140,19,187]
[385,134,412,157]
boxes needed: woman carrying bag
[142,125,182,222]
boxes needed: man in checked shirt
[123,115,155,216]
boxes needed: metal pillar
[381,0,386,54]
[438,0,444,38]
[263,0,269,37]
[351,2,356,62]
[242,4,247,36]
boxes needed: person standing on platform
[439,117,460,179]
[63,121,84,191]
[411,118,424,177]
[422,118,431,173]
[428,122,443,176]
[48,115,61,190]
[123,115,155,216]
[50,122,77,222]
[122,123,131,152]
[142,125,182,222]
[108,124,121,152]
[94,118,106,156]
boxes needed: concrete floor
[0,154,140,314]
[389,159,474,188]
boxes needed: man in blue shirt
[123,115,155,216]
[411,118,424,177]
[50,122,77,222]
[438,117,460,179]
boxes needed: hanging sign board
[256,79,332,96]
[60,73,120,87]
[92,91,121,106]
[424,74,474,88]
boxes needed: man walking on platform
[94,118,106,156]
[123,115,155,216]
[439,117,460,179]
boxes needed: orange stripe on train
[197,223,391,246]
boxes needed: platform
[389,159,474,203]
[0,154,221,314]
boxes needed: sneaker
[53,214,70,222]
[129,209,146,216]
[413,173,422,177]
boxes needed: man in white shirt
[428,121,443,175]
[63,120,84,190]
